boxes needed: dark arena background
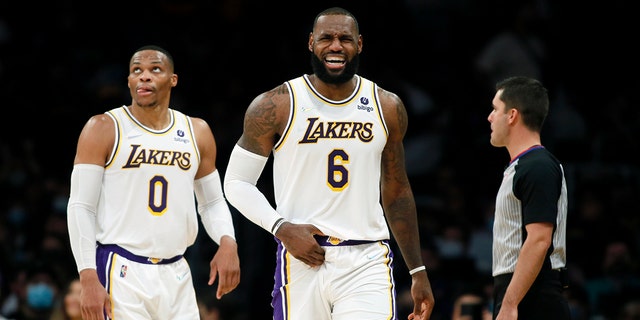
[0,1,638,319]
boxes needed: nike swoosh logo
[176,272,189,280]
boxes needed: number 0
[148,175,168,215]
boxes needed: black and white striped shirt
[492,146,567,276]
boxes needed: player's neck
[128,105,171,130]
[308,74,357,101]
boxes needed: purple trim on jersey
[97,242,183,266]
[509,144,544,165]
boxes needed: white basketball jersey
[273,75,390,240]
[96,106,200,258]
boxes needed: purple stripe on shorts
[314,235,380,246]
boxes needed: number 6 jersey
[273,74,389,241]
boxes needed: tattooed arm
[378,87,435,319]
[224,83,326,267]
[236,83,291,156]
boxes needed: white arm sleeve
[223,144,284,234]
[67,164,103,272]
[194,169,236,245]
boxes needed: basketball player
[223,7,434,320]
[67,45,240,319]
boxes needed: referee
[486,76,570,319]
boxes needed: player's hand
[275,222,326,267]
[208,235,241,299]
[407,272,435,320]
[78,269,112,320]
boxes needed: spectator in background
[585,240,640,319]
[466,201,494,277]
[451,293,492,320]
[198,292,223,320]
[0,268,25,318]
[50,278,83,320]
[3,263,61,320]
[618,299,640,320]
[62,279,82,320]
[475,1,550,94]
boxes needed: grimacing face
[309,14,361,84]
[310,52,359,84]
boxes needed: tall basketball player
[223,7,434,320]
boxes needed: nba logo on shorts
[120,265,128,278]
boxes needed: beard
[133,99,159,108]
[310,53,359,84]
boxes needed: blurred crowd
[1,0,639,319]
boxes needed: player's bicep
[239,85,290,156]
[379,89,411,201]
[74,114,115,166]
[378,88,408,140]
[191,117,217,179]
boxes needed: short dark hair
[313,7,359,34]
[496,76,549,132]
[131,45,175,71]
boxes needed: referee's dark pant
[493,269,571,320]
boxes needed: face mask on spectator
[27,282,55,309]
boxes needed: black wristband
[271,217,285,234]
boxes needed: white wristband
[409,265,426,276]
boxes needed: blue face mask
[26,283,55,310]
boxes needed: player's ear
[308,33,314,52]
[171,74,178,87]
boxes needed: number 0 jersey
[96,106,200,259]
[273,74,390,241]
